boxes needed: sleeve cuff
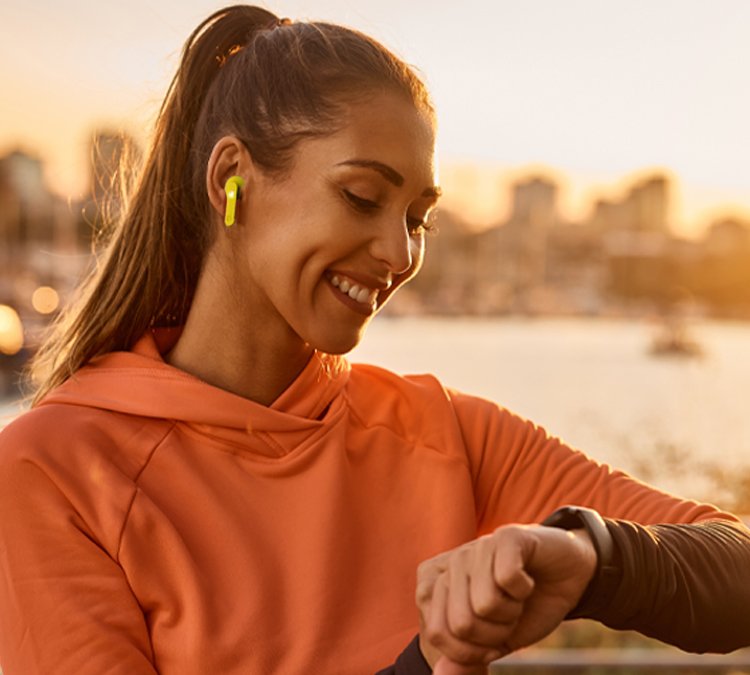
[374,634,431,674]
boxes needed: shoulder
[347,362,451,410]
[345,363,464,444]
[0,403,174,554]
[345,362,512,422]
[349,361,447,396]
[0,402,173,493]
[348,362,512,418]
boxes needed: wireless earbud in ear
[224,175,246,227]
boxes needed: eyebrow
[337,159,442,199]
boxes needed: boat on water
[649,318,704,358]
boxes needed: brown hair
[28,4,433,404]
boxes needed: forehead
[297,93,437,186]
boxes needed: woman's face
[226,92,440,355]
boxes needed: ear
[206,136,254,227]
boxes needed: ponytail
[27,5,432,405]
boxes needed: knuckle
[448,612,475,639]
[493,523,523,541]
[416,560,432,577]
[473,596,497,619]
[507,571,535,599]
[417,555,433,569]
[415,584,431,605]
[423,625,444,646]
[456,546,472,562]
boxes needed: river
[350,316,750,505]
[3,317,749,504]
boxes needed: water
[350,316,750,504]
[0,399,25,430]
[3,317,749,504]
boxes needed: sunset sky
[2,0,749,236]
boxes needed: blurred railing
[492,648,750,672]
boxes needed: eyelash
[343,190,379,212]
[342,190,435,235]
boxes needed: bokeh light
[0,305,24,356]
[31,286,60,315]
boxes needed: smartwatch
[541,505,622,616]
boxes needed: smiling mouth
[328,273,379,308]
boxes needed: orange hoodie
[0,329,733,674]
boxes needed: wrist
[418,630,441,669]
[541,506,622,617]
[569,527,598,587]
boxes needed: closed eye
[343,188,437,236]
[342,189,379,212]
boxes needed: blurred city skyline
[2,0,749,237]
[5,131,750,330]
[3,136,743,238]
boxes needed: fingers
[491,535,535,604]
[418,527,541,668]
[416,548,454,611]
[423,573,506,665]
[422,538,535,665]
[451,546,524,633]
[419,524,599,672]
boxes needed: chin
[313,326,368,356]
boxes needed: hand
[416,524,597,673]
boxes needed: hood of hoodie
[39,329,351,458]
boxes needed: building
[0,150,55,258]
[625,175,669,232]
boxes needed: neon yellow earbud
[224,175,246,227]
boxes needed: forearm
[574,519,750,653]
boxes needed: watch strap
[542,505,622,617]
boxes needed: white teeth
[329,273,378,306]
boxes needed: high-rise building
[0,150,55,251]
[588,174,670,233]
[508,176,558,230]
[506,176,559,300]
[626,175,669,232]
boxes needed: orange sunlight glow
[1,1,748,239]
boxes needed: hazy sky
[1,0,749,235]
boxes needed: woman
[0,6,748,675]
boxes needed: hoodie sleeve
[446,388,739,529]
[0,443,157,674]
[446,389,750,652]
[575,518,750,653]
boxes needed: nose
[369,220,417,275]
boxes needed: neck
[166,263,313,407]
